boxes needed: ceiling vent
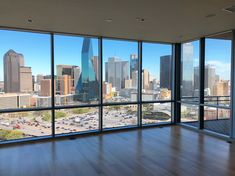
[222,5,235,13]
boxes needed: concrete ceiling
[0,0,235,43]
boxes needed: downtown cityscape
[0,31,172,141]
[181,41,231,125]
[0,30,232,141]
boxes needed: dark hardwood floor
[1,126,235,176]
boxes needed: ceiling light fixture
[27,18,33,23]
[105,19,112,23]
[222,5,235,13]
[136,17,145,23]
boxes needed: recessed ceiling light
[136,17,145,23]
[222,5,235,13]
[105,19,112,23]
[27,18,33,23]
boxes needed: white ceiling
[0,0,235,43]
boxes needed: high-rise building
[102,82,112,99]
[73,66,81,88]
[57,75,72,95]
[205,64,216,95]
[130,54,138,79]
[194,66,199,91]
[19,66,32,93]
[182,43,194,96]
[92,56,99,80]
[57,65,74,77]
[75,38,99,101]
[132,70,138,89]
[160,55,172,90]
[213,80,229,96]
[105,57,129,91]
[40,79,52,96]
[3,50,24,93]
[142,69,150,90]
[125,79,132,88]
[36,74,44,84]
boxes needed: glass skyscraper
[75,38,99,102]
[182,43,194,97]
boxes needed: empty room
[0,0,235,176]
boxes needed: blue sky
[0,29,232,81]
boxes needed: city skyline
[0,30,232,83]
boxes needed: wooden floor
[1,126,235,176]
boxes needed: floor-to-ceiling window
[0,28,174,143]
[54,35,100,134]
[142,42,173,125]
[0,30,52,141]
[180,40,200,127]
[180,32,232,136]
[102,39,139,128]
[203,32,232,135]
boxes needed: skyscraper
[194,66,199,91]
[160,55,172,90]
[92,56,99,80]
[20,66,32,93]
[73,66,81,88]
[105,57,129,91]
[142,69,150,90]
[56,65,74,77]
[182,43,194,96]
[3,49,32,93]
[205,64,216,94]
[57,75,72,95]
[75,38,99,101]
[132,70,138,88]
[130,54,138,79]
[40,79,52,96]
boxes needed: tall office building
[57,75,72,95]
[40,79,52,96]
[73,66,81,88]
[130,54,138,79]
[36,74,44,84]
[20,66,33,93]
[194,66,199,91]
[132,70,138,88]
[205,64,216,95]
[213,80,229,96]
[160,55,172,90]
[3,49,24,93]
[75,38,99,101]
[92,56,99,80]
[182,43,194,96]
[57,65,74,77]
[105,57,129,91]
[142,69,150,90]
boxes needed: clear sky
[0,29,232,81]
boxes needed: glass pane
[103,39,138,103]
[181,41,199,102]
[0,30,51,109]
[142,43,172,101]
[103,105,138,128]
[181,103,199,127]
[204,33,231,107]
[204,106,230,136]
[142,103,171,124]
[55,107,99,134]
[54,35,99,106]
[0,110,51,141]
